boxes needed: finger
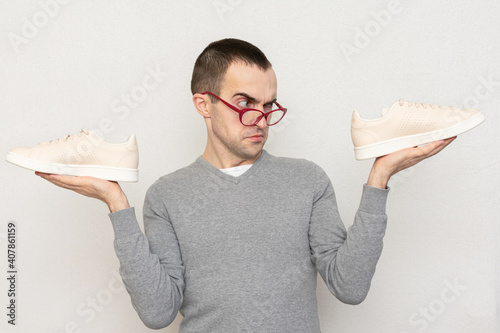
[409,136,455,159]
[38,176,80,190]
[418,140,445,156]
[36,172,92,186]
[36,172,88,190]
[444,136,457,144]
[424,137,456,156]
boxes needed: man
[37,38,454,332]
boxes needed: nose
[255,114,268,129]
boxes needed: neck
[201,145,261,169]
[201,121,264,168]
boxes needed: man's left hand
[366,137,456,189]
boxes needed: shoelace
[47,128,89,144]
[399,99,447,109]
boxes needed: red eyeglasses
[201,91,287,126]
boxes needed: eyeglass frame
[201,91,287,127]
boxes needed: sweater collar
[195,150,269,184]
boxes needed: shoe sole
[5,152,138,182]
[353,111,485,160]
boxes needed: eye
[238,99,250,108]
[263,102,274,112]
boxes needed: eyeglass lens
[241,107,285,126]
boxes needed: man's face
[209,62,278,163]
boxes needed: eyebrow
[232,92,277,105]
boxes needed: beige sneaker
[351,100,485,160]
[5,129,139,182]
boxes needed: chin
[239,144,264,160]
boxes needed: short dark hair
[190,38,272,102]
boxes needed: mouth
[245,133,265,143]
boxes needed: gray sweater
[109,150,389,332]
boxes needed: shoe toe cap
[9,147,33,157]
[458,108,481,122]
[444,107,480,125]
[464,107,481,117]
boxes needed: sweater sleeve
[308,166,388,305]
[108,184,185,329]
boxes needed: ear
[193,93,211,119]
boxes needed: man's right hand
[35,172,130,213]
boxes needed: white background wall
[1,1,499,332]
